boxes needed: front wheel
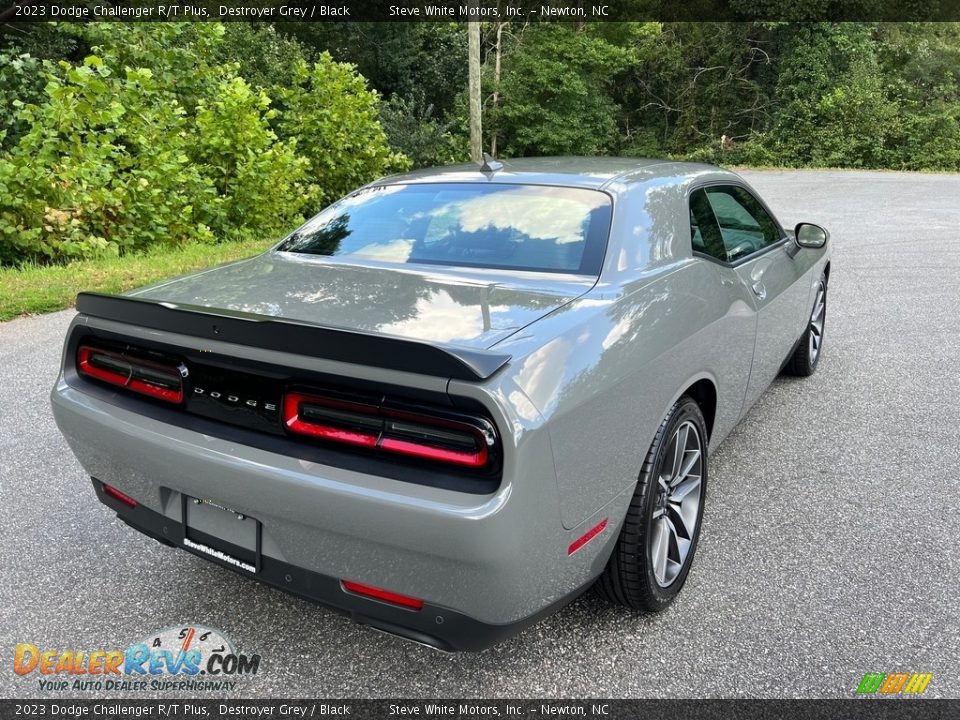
[784,273,827,377]
[596,397,708,611]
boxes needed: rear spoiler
[75,292,511,382]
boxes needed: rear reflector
[77,345,184,404]
[102,483,138,508]
[284,390,495,469]
[567,518,608,556]
[341,580,424,610]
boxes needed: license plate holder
[182,496,260,573]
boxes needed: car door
[691,185,810,413]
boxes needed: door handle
[751,281,766,300]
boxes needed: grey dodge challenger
[51,158,830,651]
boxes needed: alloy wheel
[650,420,704,587]
[809,280,826,363]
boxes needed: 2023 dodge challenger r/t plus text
[51,158,830,651]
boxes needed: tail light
[77,344,185,404]
[283,390,497,469]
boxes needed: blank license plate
[183,497,259,573]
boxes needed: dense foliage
[2,20,959,266]
[306,21,960,171]
[0,23,401,264]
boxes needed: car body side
[50,159,830,647]
[464,163,829,531]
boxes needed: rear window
[276,183,612,275]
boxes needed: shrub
[898,103,960,170]
[0,56,216,263]
[0,50,46,146]
[379,92,461,169]
[213,23,311,92]
[191,76,309,239]
[0,24,402,266]
[275,54,409,209]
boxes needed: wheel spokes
[671,449,701,487]
[670,474,701,503]
[670,424,688,478]
[650,420,704,587]
[808,282,826,360]
[651,517,670,584]
[668,491,699,540]
[665,516,690,570]
[812,290,825,322]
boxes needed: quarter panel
[495,261,755,529]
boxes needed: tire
[784,273,827,377]
[596,396,708,611]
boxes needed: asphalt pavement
[1,169,958,699]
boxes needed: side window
[704,186,781,262]
[688,189,726,262]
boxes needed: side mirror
[794,222,829,249]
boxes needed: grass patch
[0,237,273,322]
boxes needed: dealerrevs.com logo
[14,625,261,693]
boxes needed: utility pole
[490,22,504,158]
[468,19,482,162]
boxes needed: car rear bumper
[93,478,581,652]
[52,381,623,650]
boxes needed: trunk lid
[129,252,594,350]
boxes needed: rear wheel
[596,397,707,611]
[784,274,827,377]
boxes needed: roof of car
[375,156,732,191]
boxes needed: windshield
[276,183,612,275]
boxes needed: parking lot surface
[1,170,958,698]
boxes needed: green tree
[619,23,775,156]
[191,76,309,238]
[0,50,46,145]
[0,55,217,262]
[213,23,313,92]
[489,24,647,156]
[0,23,402,265]
[379,92,463,169]
[282,22,467,116]
[275,54,408,208]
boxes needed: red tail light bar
[77,345,185,404]
[102,482,138,508]
[283,390,497,469]
[341,580,424,610]
[75,341,499,473]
